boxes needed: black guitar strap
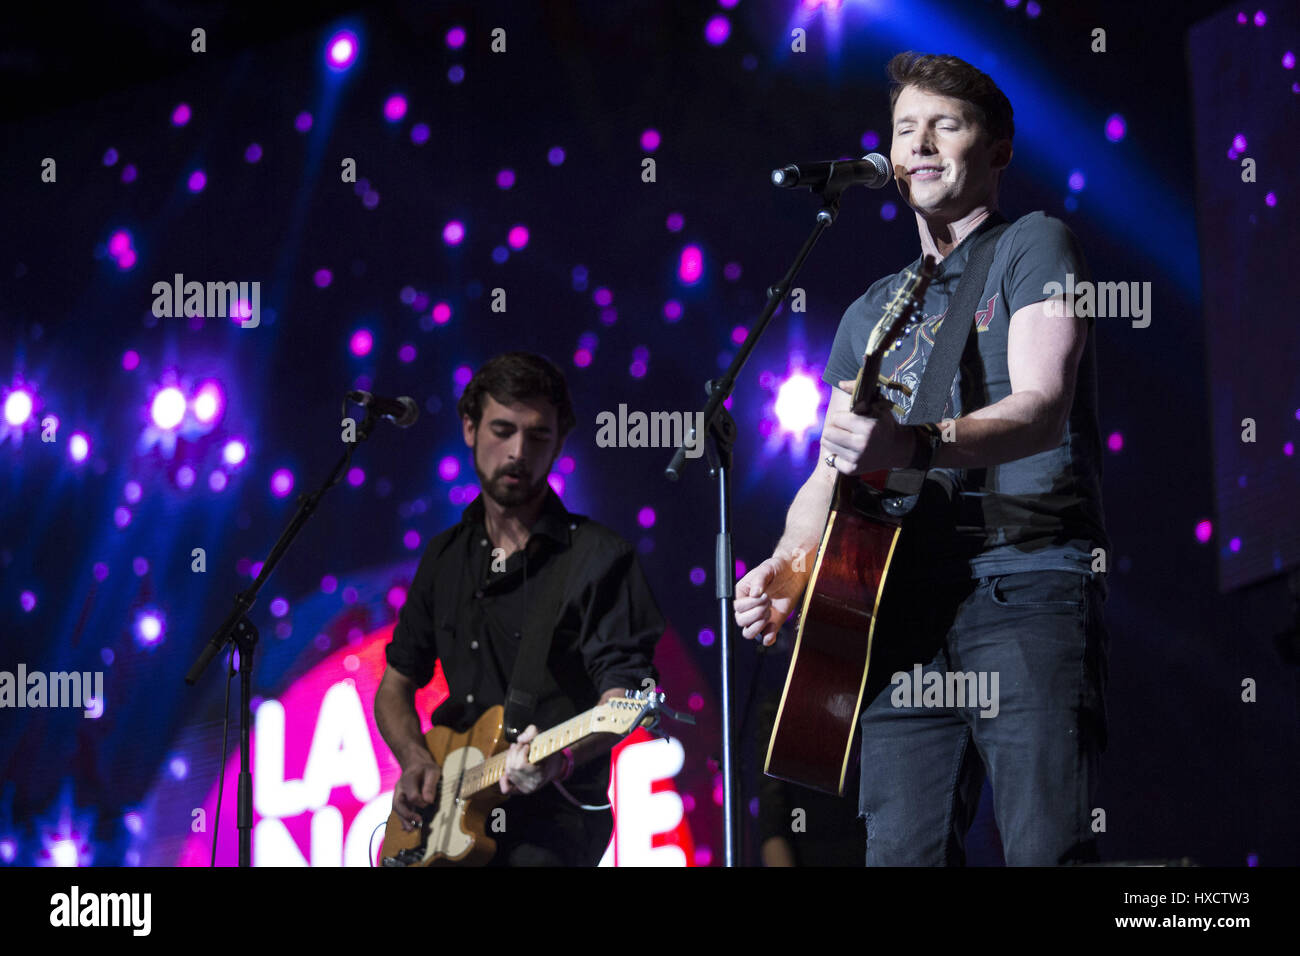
[501,539,573,741]
[903,217,1010,425]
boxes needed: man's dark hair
[457,351,576,438]
[887,51,1014,145]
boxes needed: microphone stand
[666,177,853,867]
[185,403,381,866]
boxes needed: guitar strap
[903,217,1011,426]
[501,533,578,742]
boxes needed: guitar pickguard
[397,744,486,866]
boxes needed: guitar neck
[459,708,600,797]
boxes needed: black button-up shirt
[385,488,664,802]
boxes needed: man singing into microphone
[736,52,1109,865]
[375,352,665,865]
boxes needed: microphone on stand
[771,152,892,191]
[346,390,419,428]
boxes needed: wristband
[557,747,575,782]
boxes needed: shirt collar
[460,486,575,548]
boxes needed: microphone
[771,152,892,191]
[346,390,420,428]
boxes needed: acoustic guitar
[764,256,937,795]
[379,689,668,866]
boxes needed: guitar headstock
[851,255,937,410]
[591,688,664,735]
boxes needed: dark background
[0,0,1295,866]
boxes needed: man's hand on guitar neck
[501,724,566,795]
[821,380,917,476]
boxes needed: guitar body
[764,257,937,796]
[379,705,509,867]
[765,474,901,795]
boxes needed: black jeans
[484,787,613,867]
[857,570,1109,866]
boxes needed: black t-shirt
[385,488,665,804]
[823,211,1109,583]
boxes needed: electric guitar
[379,689,669,866]
[765,256,937,795]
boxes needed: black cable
[211,649,237,866]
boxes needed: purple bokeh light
[222,439,247,466]
[497,168,515,189]
[313,268,332,288]
[245,143,262,163]
[192,381,224,425]
[69,432,90,463]
[507,225,530,249]
[135,610,165,648]
[443,220,465,245]
[547,146,566,166]
[1105,114,1126,142]
[640,129,661,151]
[270,469,294,498]
[432,302,452,324]
[410,123,430,145]
[446,26,466,49]
[1195,520,1213,543]
[150,387,186,430]
[349,328,373,356]
[438,456,461,481]
[326,30,358,71]
[1068,170,1086,192]
[171,103,191,126]
[294,112,313,133]
[383,95,407,122]
[3,389,33,427]
[678,245,704,284]
[187,170,206,193]
[663,300,683,322]
[704,16,731,45]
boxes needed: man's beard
[473,440,549,507]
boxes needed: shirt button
[470,640,479,650]
[474,589,483,598]
[480,538,488,547]
[466,693,475,703]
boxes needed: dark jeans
[484,787,613,867]
[858,569,1109,866]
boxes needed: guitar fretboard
[449,708,598,799]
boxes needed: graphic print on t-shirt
[879,291,1001,422]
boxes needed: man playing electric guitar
[375,352,665,866]
[736,52,1110,865]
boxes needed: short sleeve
[384,543,443,687]
[575,544,664,693]
[822,294,870,389]
[1003,213,1091,319]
